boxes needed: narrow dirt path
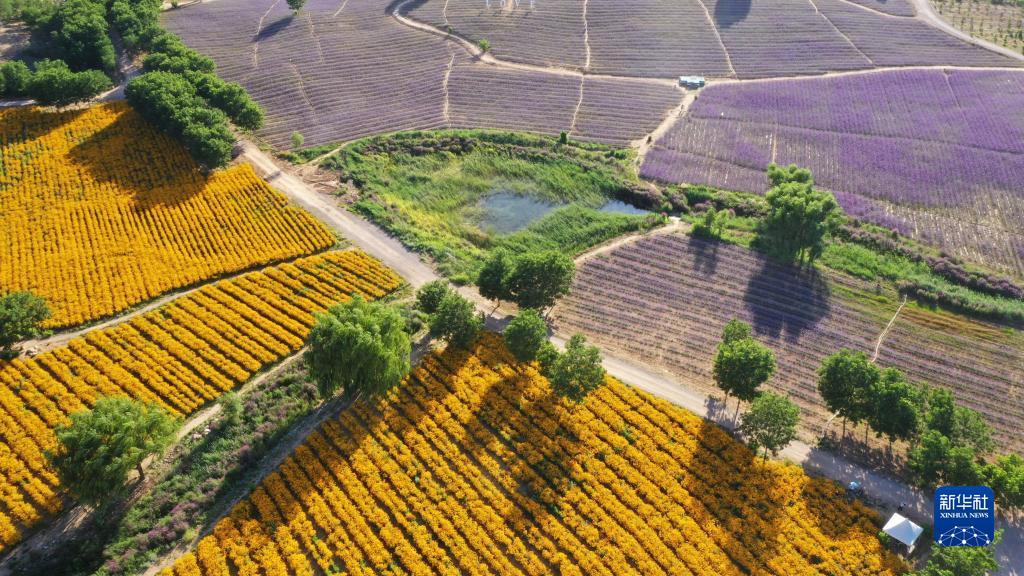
[872,294,908,362]
[632,91,695,169]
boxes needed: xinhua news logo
[933,486,995,547]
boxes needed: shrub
[56,0,116,72]
[0,60,32,97]
[504,309,548,362]
[28,59,112,105]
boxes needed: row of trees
[477,250,575,312]
[0,59,111,105]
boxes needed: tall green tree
[924,388,994,455]
[505,251,575,311]
[713,336,776,408]
[307,297,410,399]
[740,392,801,462]
[755,164,842,264]
[548,334,605,403]
[0,291,51,358]
[48,397,178,506]
[913,531,1001,576]
[28,59,111,105]
[867,368,920,446]
[477,250,513,309]
[429,292,482,348]
[504,309,548,363]
[287,0,306,11]
[415,280,451,315]
[817,349,879,436]
[982,455,1024,508]
[907,429,952,487]
[721,317,752,344]
[56,0,116,72]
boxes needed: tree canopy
[548,334,605,404]
[0,291,51,358]
[477,250,513,306]
[503,251,575,310]
[817,349,879,429]
[913,530,1001,576]
[712,321,776,405]
[307,297,410,399]
[429,292,482,348]
[740,392,801,461]
[28,59,111,105]
[286,0,306,11]
[415,280,452,315]
[504,309,548,362]
[48,397,178,506]
[867,368,920,445]
[755,164,842,264]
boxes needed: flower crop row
[164,333,907,576]
[0,250,401,553]
[0,102,336,328]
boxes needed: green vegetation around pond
[312,131,665,283]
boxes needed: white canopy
[883,513,924,548]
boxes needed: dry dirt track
[240,144,1024,575]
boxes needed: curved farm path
[910,0,1024,62]
[241,144,1024,574]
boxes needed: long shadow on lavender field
[743,254,831,344]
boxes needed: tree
[478,38,491,53]
[307,297,410,399]
[0,61,32,97]
[981,455,1024,508]
[721,317,752,344]
[740,392,801,462]
[0,291,51,358]
[188,72,264,131]
[505,251,575,311]
[867,368,920,446]
[429,292,482,348]
[415,280,451,314]
[755,164,842,264]
[713,337,776,408]
[913,531,1001,576]
[817,349,879,436]
[907,429,952,487]
[48,397,178,506]
[28,59,111,105]
[57,0,117,72]
[504,309,548,362]
[548,334,605,404]
[924,388,994,454]
[477,250,513,309]
[287,0,306,11]
[291,131,305,149]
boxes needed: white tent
[883,513,924,553]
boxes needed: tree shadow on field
[689,234,722,275]
[713,0,752,29]
[743,255,830,344]
[66,111,206,207]
[385,0,427,15]
[256,16,296,42]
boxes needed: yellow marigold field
[0,250,401,552]
[164,333,908,576]
[0,102,335,328]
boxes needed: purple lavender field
[642,69,1024,274]
[407,0,1018,78]
[164,0,682,148]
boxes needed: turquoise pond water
[476,193,648,234]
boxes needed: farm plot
[551,233,1024,454]
[641,68,1024,275]
[409,0,587,69]
[584,0,733,77]
[932,0,1024,53]
[840,0,916,16]
[163,0,452,149]
[448,57,682,143]
[161,333,905,576]
[0,250,401,552]
[814,0,1021,67]
[0,103,334,328]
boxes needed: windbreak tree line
[1,0,263,168]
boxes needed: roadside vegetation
[307,131,666,283]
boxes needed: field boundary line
[806,0,876,66]
[691,0,737,78]
[872,294,908,362]
[252,0,282,68]
[569,77,585,135]
[581,0,591,71]
[333,0,351,17]
[442,51,455,127]
[306,10,326,64]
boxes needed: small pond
[476,191,560,234]
[475,192,650,235]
